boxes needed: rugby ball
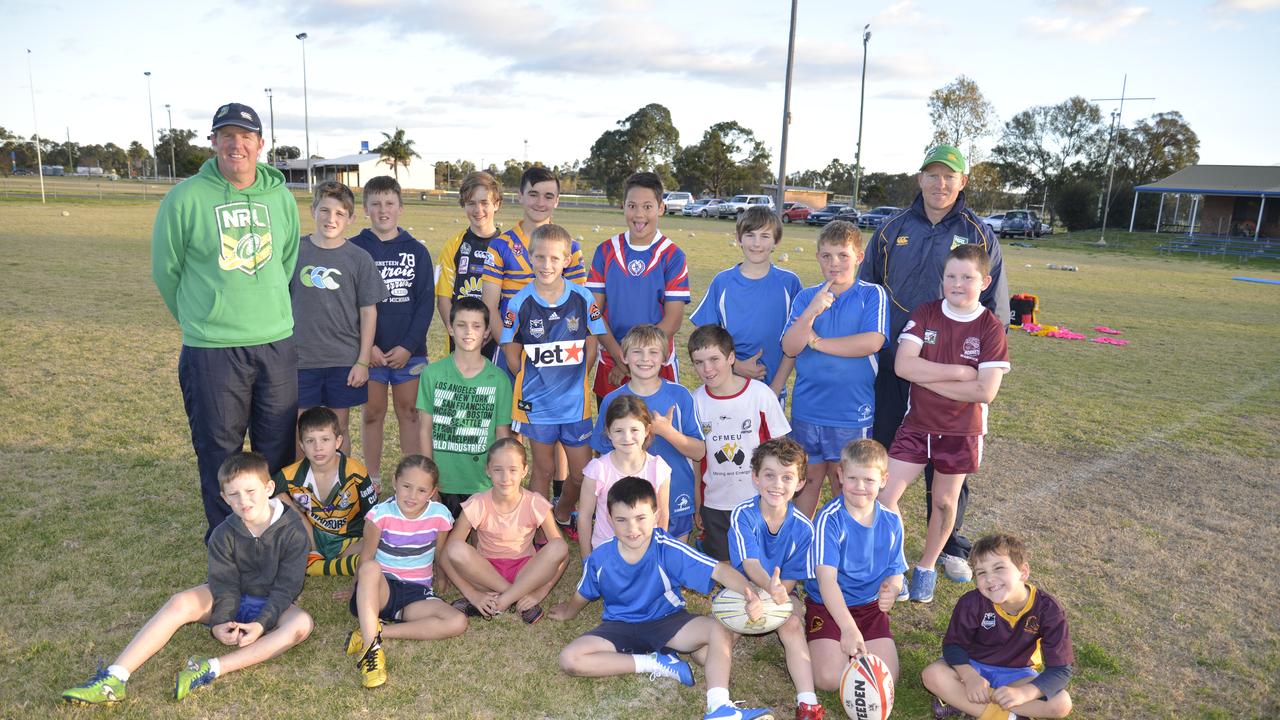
[840,654,894,720]
[710,587,792,635]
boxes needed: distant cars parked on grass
[683,198,725,217]
[805,204,847,226]
[781,202,811,223]
[1000,210,1043,238]
[856,206,900,229]
[983,213,1006,235]
[663,191,693,214]
[718,194,776,219]
[833,206,861,224]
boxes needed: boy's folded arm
[206,533,241,626]
[919,366,1006,403]
[814,330,886,358]
[895,343,978,383]
[1030,665,1073,698]
[257,519,309,632]
[942,642,971,666]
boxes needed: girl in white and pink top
[577,394,671,558]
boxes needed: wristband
[355,360,369,368]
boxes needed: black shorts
[585,610,698,654]
[348,574,437,622]
[438,492,474,521]
[700,506,732,562]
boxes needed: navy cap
[211,103,263,133]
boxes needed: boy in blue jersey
[692,206,803,400]
[549,477,775,720]
[592,324,706,543]
[805,439,906,693]
[728,437,823,720]
[780,221,887,516]
[587,171,691,403]
[351,175,434,486]
[501,224,606,531]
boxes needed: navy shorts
[585,609,699,654]
[298,366,369,409]
[668,513,694,540]
[438,491,475,520]
[368,356,428,386]
[348,574,437,622]
[699,506,732,561]
[791,418,870,463]
[512,418,594,447]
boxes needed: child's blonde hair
[530,223,573,256]
[620,324,668,357]
[817,219,862,251]
[486,437,527,467]
[840,438,888,475]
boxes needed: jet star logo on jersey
[215,201,273,274]
[525,340,585,367]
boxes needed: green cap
[920,144,967,174]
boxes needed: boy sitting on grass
[274,406,377,576]
[922,533,1074,720]
[549,477,774,720]
[61,452,312,705]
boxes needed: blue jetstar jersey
[501,282,605,424]
[482,222,586,319]
[691,264,803,389]
[785,280,888,428]
[592,381,703,519]
[576,529,718,623]
[728,496,814,582]
[586,231,690,343]
[804,499,907,607]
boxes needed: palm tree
[374,128,421,180]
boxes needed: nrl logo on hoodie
[215,201,274,274]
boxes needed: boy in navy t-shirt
[549,477,773,720]
[501,224,606,530]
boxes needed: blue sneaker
[704,702,775,719]
[648,652,694,686]
[909,567,937,603]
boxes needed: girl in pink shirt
[439,439,569,624]
[576,395,671,559]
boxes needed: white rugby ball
[840,654,894,720]
[710,587,792,635]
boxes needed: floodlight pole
[145,71,157,181]
[297,33,312,191]
[851,24,871,210]
[774,0,798,212]
[264,88,276,164]
[26,49,45,203]
[165,104,176,180]
[1090,75,1154,245]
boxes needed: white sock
[633,653,660,674]
[706,686,731,711]
[206,658,221,677]
[916,565,933,573]
[106,665,130,682]
[797,691,818,706]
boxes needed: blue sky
[4,0,1278,176]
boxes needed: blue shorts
[668,513,694,540]
[512,418,594,447]
[234,594,268,624]
[298,367,368,409]
[585,609,698,654]
[368,356,428,386]
[791,418,870,463]
[348,574,437,622]
[969,659,1039,688]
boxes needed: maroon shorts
[804,597,892,643]
[488,555,532,584]
[888,427,983,475]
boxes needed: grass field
[1,193,1277,719]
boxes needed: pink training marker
[1091,336,1130,346]
[1093,326,1123,335]
[1047,329,1086,340]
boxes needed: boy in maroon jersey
[922,533,1074,719]
[877,243,1009,604]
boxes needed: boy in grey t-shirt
[290,181,388,454]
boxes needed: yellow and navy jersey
[272,454,376,539]
[500,282,606,424]
[481,222,586,318]
[436,227,500,302]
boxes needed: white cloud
[870,0,943,30]
[1214,0,1280,10]
[1022,4,1150,43]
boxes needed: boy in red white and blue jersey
[587,171,690,402]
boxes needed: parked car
[805,204,848,226]
[662,191,693,214]
[13,168,35,176]
[683,197,725,217]
[856,206,899,229]
[833,206,861,223]
[1000,210,1042,238]
[718,194,776,219]
[781,202,811,223]
[983,213,1007,235]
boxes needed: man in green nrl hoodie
[152,102,302,541]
